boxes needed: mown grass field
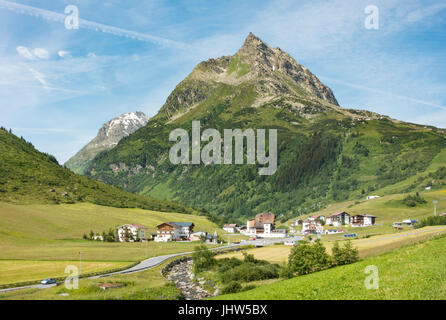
[0,256,183,300]
[0,202,224,284]
[0,260,130,285]
[215,235,446,300]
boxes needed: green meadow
[215,235,446,300]
[0,202,224,284]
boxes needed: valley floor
[0,202,224,286]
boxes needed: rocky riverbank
[166,259,214,300]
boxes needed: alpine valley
[80,33,446,223]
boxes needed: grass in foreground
[215,235,446,300]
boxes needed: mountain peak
[65,111,148,174]
[158,34,339,120]
[237,32,271,56]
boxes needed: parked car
[41,278,57,285]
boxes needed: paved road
[356,225,446,244]
[0,236,303,293]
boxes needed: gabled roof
[171,222,194,227]
[117,224,147,229]
[327,211,350,218]
[224,224,238,228]
[255,212,275,224]
[156,222,194,229]
[191,231,207,236]
[353,214,376,218]
[131,224,147,229]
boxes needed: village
[91,205,422,245]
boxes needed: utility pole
[79,251,82,277]
[433,200,438,217]
[145,238,148,258]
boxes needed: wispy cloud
[320,76,446,112]
[33,48,49,59]
[16,46,35,60]
[0,0,188,49]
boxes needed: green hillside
[215,235,446,300]
[84,34,446,223]
[0,127,196,214]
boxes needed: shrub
[415,216,446,229]
[220,262,280,283]
[217,257,243,273]
[221,281,242,294]
[403,192,427,207]
[279,265,294,279]
[192,245,216,273]
[242,252,257,263]
[288,240,332,276]
[332,240,359,266]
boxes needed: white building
[223,224,238,233]
[325,212,351,227]
[242,213,287,238]
[323,229,344,235]
[351,214,376,227]
[155,222,194,242]
[366,195,380,200]
[116,224,147,242]
[301,219,324,235]
[311,215,325,221]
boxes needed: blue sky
[1,0,446,163]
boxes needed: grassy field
[215,235,446,300]
[218,226,446,264]
[0,260,130,285]
[0,202,224,284]
[0,256,183,300]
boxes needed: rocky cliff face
[65,111,148,174]
[158,32,338,120]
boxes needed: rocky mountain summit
[65,111,148,174]
[158,32,338,120]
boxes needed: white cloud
[404,3,446,23]
[28,68,49,87]
[33,48,50,59]
[16,46,35,60]
[58,50,71,58]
